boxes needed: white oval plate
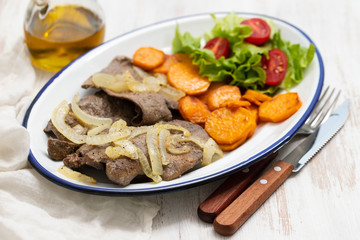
[23,12,324,195]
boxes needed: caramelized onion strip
[202,138,223,166]
[137,147,162,184]
[71,94,112,127]
[51,100,86,144]
[166,134,191,154]
[146,127,163,176]
[105,140,138,160]
[158,129,170,165]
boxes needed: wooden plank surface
[23,0,360,239]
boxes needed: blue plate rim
[23,12,324,196]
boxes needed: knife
[294,99,349,172]
[198,152,276,223]
[213,99,349,236]
[197,98,348,224]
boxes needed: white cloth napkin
[0,169,159,240]
[0,1,160,239]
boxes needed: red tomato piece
[261,49,288,86]
[204,37,230,59]
[241,18,271,46]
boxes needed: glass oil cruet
[24,0,105,72]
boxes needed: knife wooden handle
[213,160,294,236]
[198,154,275,223]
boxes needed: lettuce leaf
[204,13,252,47]
[172,25,201,54]
[271,30,315,90]
[171,13,315,95]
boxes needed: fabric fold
[0,1,160,239]
[0,169,160,240]
[0,102,31,171]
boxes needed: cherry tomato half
[241,18,271,46]
[261,49,288,86]
[204,37,230,59]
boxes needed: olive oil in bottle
[24,4,105,72]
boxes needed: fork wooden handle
[213,160,294,236]
[198,154,275,223]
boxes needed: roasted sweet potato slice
[259,92,302,122]
[219,100,251,109]
[152,54,179,74]
[197,82,226,104]
[206,85,241,110]
[133,47,165,70]
[245,104,259,137]
[167,62,210,95]
[246,104,259,121]
[178,95,211,124]
[213,105,257,151]
[204,107,254,145]
[218,135,248,151]
[242,89,272,106]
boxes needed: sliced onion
[93,67,186,102]
[202,138,223,166]
[133,66,152,79]
[146,127,163,176]
[176,135,207,148]
[58,166,96,185]
[51,100,86,144]
[137,147,162,184]
[87,124,108,136]
[71,93,112,127]
[105,140,138,160]
[124,71,149,92]
[158,84,185,101]
[72,124,87,135]
[92,73,129,92]
[158,129,170,165]
[143,76,161,92]
[93,68,185,101]
[166,134,191,154]
[147,123,192,169]
[128,126,150,139]
[86,128,131,145]
[152,73,168,86]
[109,119,127,133]
[155,123,191,137]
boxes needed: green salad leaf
[271,30,316,90]
[204,13,252,47]
[172,25,201,54]
[171,13,315,95]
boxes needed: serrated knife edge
[293,99,349,172]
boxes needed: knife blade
[213,99,349,236]
[294,99,349,172]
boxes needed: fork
[297,86,341,135]
[276,85,341,160]
[198,85,341,223]
[212,87,344,235]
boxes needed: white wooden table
[28,0,360,239]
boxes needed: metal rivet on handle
[274,166,282,172]
[260,179,268,184]
[241,168,250,173]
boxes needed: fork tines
[305,86,341,128]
